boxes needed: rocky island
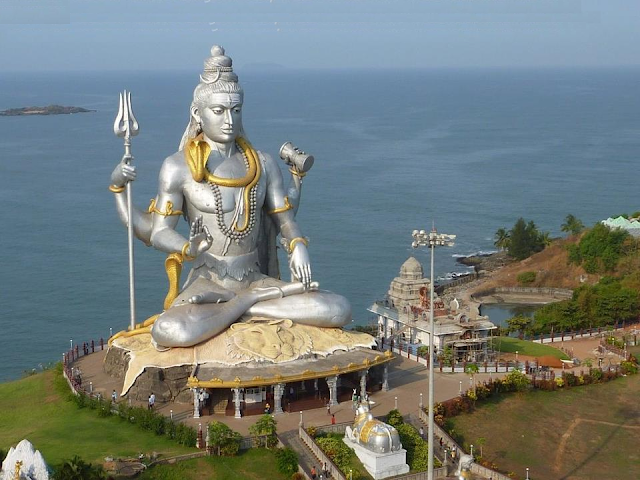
[0,105,95,116]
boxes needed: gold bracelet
[109,184,125,193]
[148,198,183,216]
[289,168,306,178]
[288,237,309,254]
[181,242,196,261]
[267,196,293,215]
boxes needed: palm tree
[540,231,552,247]
[561,214,584,236]
[494,228,510,251]
[465,363,480,394]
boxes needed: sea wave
[451,249,498,259]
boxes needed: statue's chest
[183,158,265,214]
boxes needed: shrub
[555,377,564,388]
[275,448,299,476]
[620,361,638,375]
[208,421,242,456]
[517,271,536,285]
[396,423,429,471]
[291,473,305,480]
[249,414,278,448]
[315,435,353,473]
[386,409,404,427]
[503,370,531,392]
[175,423,197,447]
[52,455,106,480]
[306,426,317,438]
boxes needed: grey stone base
[343,438,409,480]
[104,346,193,404]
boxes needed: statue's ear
[190,104,201,124]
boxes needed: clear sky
[1,0,638,71]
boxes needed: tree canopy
[561,214,585,236]
[505,218,548,260]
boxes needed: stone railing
[394,468,449,480]
[298,426,347,480]
[472,286,573,300]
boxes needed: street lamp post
[470,444,474,458]
[526,467,530,479]
[412,226,455,480]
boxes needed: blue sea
[1,67,639,381]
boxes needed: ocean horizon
[1,66,638,381]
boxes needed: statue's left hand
[187,216,213,257]
[289,243,312,289]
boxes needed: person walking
[111,390,117,403]
[331,414,336,425]
[419,426,424,440]
[326,402,331,415]
[311,465,317,479]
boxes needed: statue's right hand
[110,154,137,187]
[187,216,213,257]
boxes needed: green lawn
[449,374,640,480]
[490,337,570,360]
[138,449,291,480]
[0,369,193,466]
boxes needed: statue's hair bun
[201,45,237,84]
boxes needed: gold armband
[267,196,293,215]
[148,198,183,216]
[181,242,196,261]
[289,168,306,178]
[109,184,125,193]
[288,237,309,254]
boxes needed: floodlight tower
[412,226,455,480]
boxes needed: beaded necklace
[207,142,259,240]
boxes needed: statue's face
[196,93,243,144]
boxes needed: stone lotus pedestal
[104,317,391,403]
[342,438,409,480]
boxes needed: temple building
[368,257,496,362]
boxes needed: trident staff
[113,91,139,331]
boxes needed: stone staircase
[279,430,316,479]
[209,391,229,415]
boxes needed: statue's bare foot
[189,290,236,305]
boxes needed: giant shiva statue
[109,46,351,349]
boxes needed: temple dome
[400,257,423,280]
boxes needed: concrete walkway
[74,349,502,436]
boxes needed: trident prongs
[113,90,139,140]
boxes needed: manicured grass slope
[0,371,192,465]
[490,337,570,360]
[449,374,640,480]
[137,449,291,480]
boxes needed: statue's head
[180,46,245,149]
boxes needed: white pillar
[193,388,201,419]
[232,388,242,419]
[382,364,390,391]
[359,369,368,399]
[274,383,285,414]
[326,375,339,406]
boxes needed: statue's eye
[234,107,242,113]
[212,108,224,115]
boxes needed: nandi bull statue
[345,403,402,454]
[344,403,409,479]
